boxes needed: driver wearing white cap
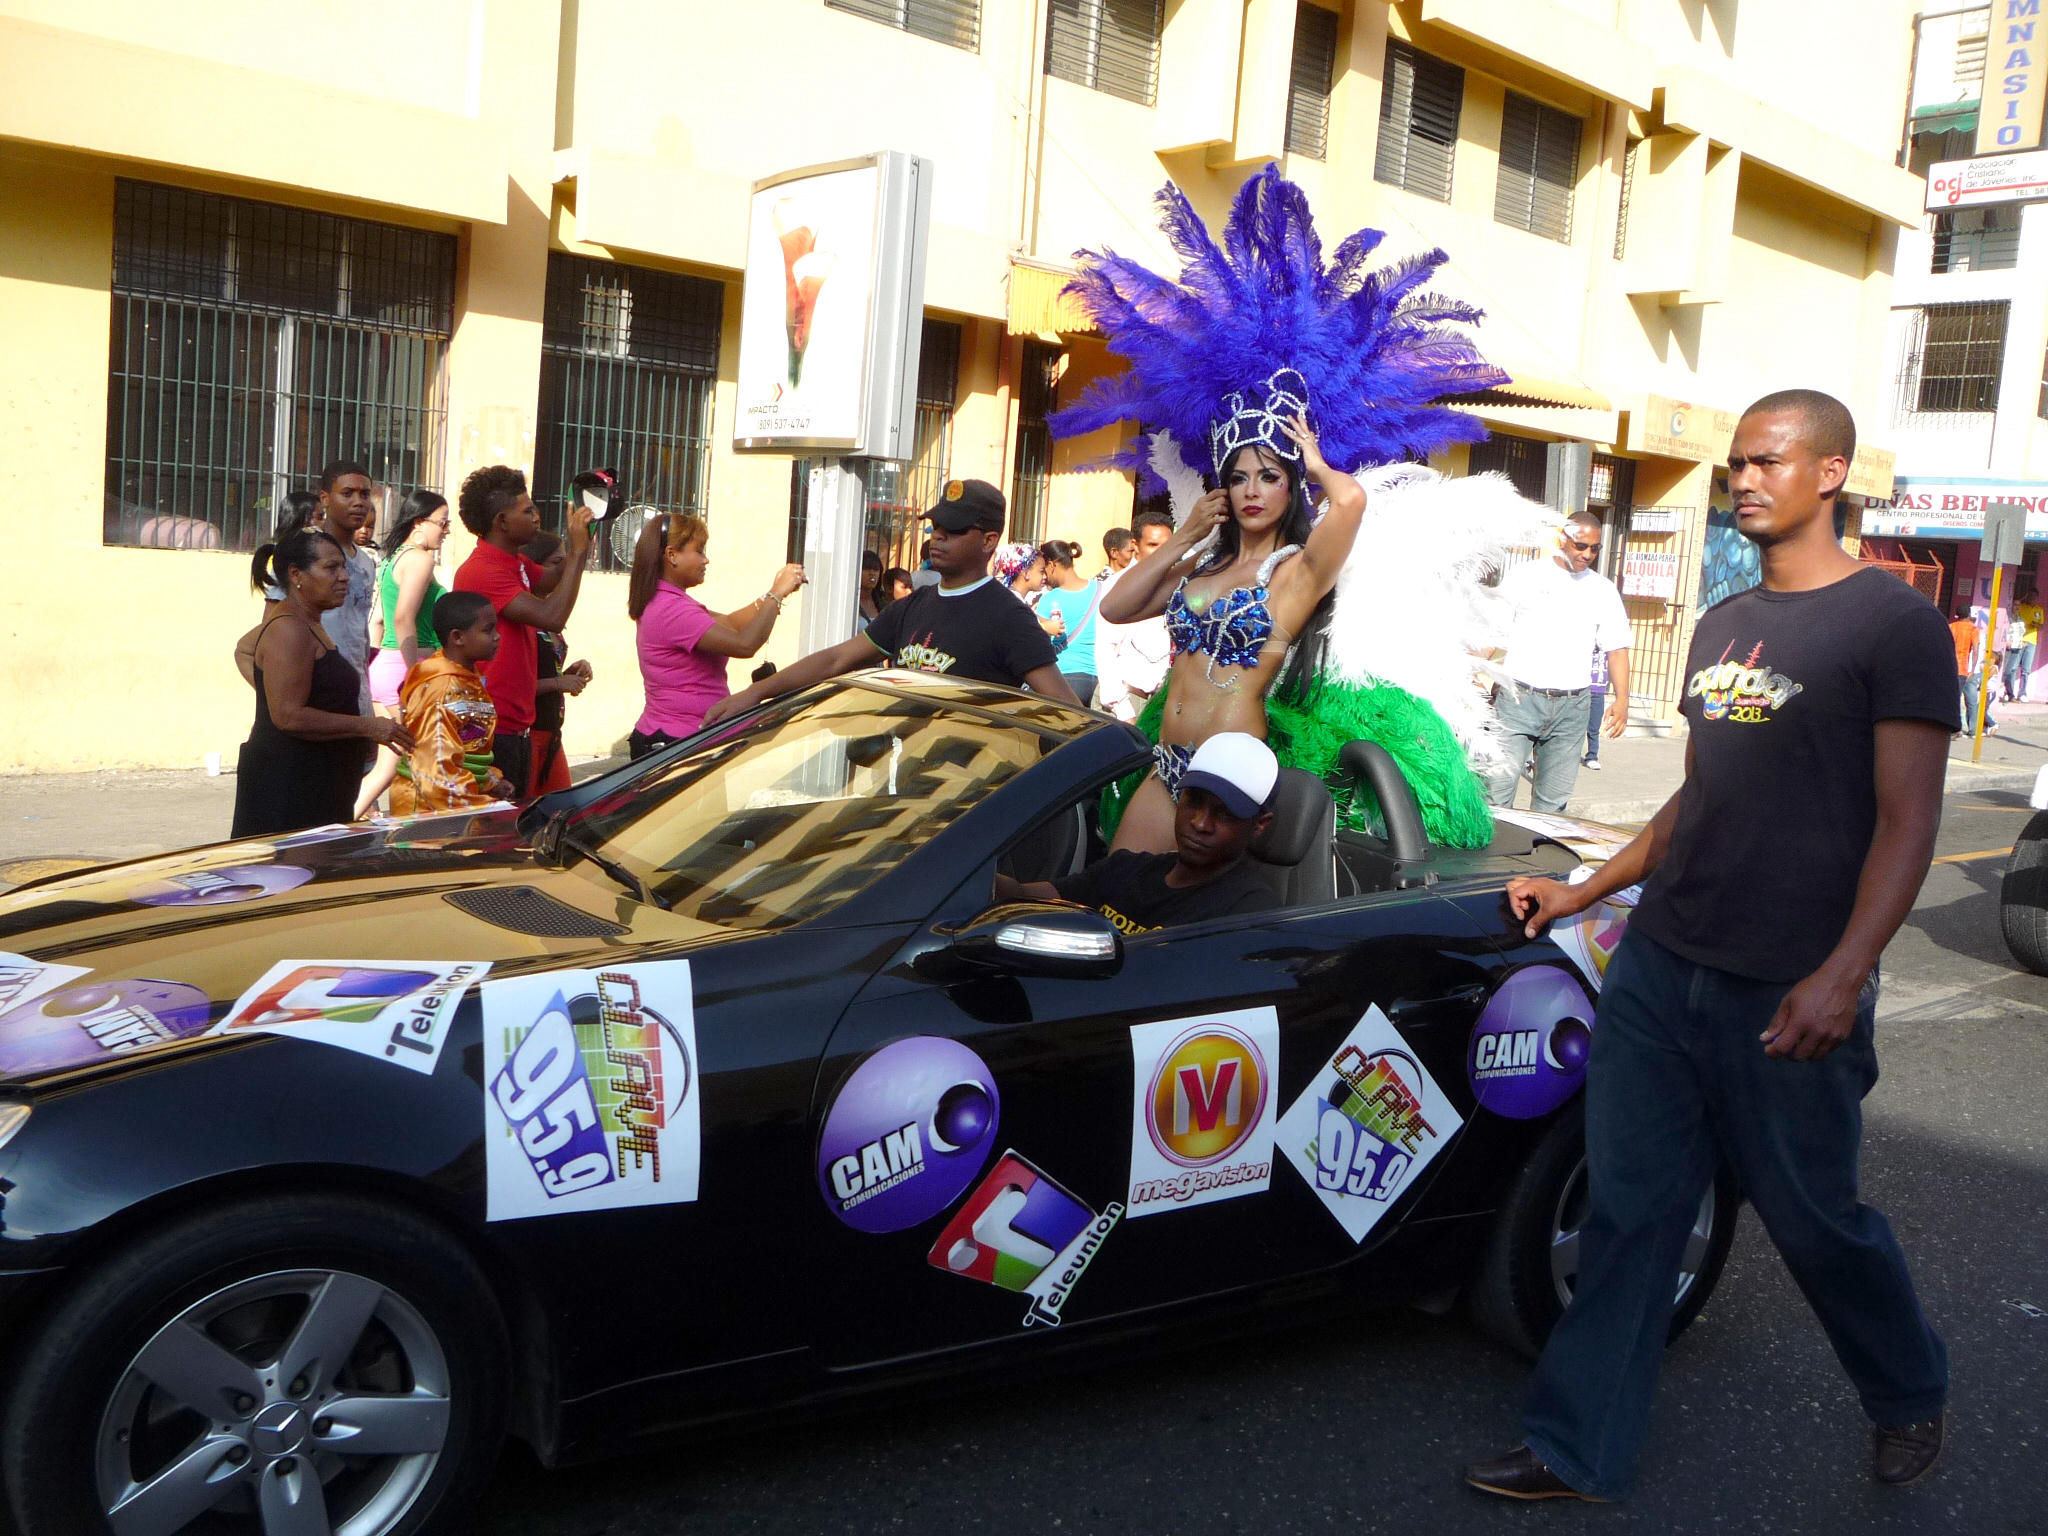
[995,732,1280,933]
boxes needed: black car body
[0,672,1733,1536]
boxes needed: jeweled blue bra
[1164,545,1302,682]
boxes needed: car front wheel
[1999,808,2048,976]
[1469,1102,1740,1360]
[3,1193,509,1536]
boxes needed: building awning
[1007,259,1098,337]
[1912,101,1980,137]
[1446,365,1613,413]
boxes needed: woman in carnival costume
[1055,165,1529,853]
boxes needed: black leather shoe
[1872,1412,1944,1485]
[1464,1444,1608,1502]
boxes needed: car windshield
[568,688,1062,929]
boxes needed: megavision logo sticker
[1125,1008,1278,1216]
[1276,1005,1462,1244]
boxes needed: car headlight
[0,1103,29,1153]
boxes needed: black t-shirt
[862,578,1058,688]
[533,632,566,732]
[1054,851,1276,936]
[1630,567,1959,983]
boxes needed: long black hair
[250,526,343,595]
[382,487,448,558]
[1202,443,1332,702]
[273,489,321,540]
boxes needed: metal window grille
[1956,15,1989,91]
[1047,0,1163,107]
[1932,205,2021,273]
[1612,138,1639,261]
[105,180,453,551]
[1902,300,2008,414]
[1286,4,1340,160]
[1467,431,1548,502]
[1010,340,1063,546]
[534,254,722,572]
[1373,39,1462,202]
[825,0,979,51]
[1495,91,1580,243]
[1611,502,1698,712]
[786,318,962,567]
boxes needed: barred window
[787,319,963,568]
[105,180,454,551]
[1374,40,1463,203]
[826,0,978,51]
[534,254,722,571]
[1496,92,1580,243]
[1932,204,2021,273]
[1010,340,1063,546]
[1467,432,1548,502]
[1047,0,1163,107]
[1286,4,1341,160]
[1912,301,2007,414]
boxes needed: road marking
[1931,847,2014,865]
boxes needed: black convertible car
[0,671,1737,1536]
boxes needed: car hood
[0,810,733,1088]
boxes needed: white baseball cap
[1181,732,1280,819]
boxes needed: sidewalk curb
[1571,764,2041,829]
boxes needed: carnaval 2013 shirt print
[482,963,700,1222]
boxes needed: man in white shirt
[1485,510,1633,812]
[1095,509,1175,722]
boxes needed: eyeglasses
[1564,535,1601,553]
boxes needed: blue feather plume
[1049,167,1508,489]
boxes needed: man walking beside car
[1484,510,1632,813]
[1465,390,1955,1502]
[313,459,380,716]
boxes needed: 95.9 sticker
[481,963,700,1222]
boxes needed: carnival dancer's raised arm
[1282,415,1366,597]
[1100,490,1230,624]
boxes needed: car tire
[1469,1102,1740,1360]
[1999,809,2048,977]
[2,1192,509,1536]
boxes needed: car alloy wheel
[93,1268,451,1536]
[1547,1156,1718,1311]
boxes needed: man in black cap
[704,479,1079,723]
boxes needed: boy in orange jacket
[391,591,518,814]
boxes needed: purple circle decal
[132,864,316,907]
[817,1037,1000,1233]
[0,978,213,1077]
[1466,966,1595,1120]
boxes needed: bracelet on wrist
[762,591,783,612]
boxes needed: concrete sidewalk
[4,708,2044,891]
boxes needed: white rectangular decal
[482,964,699,1222]
[1126,1007,1279,1217]
[214,959,488,1073]
[0,953,92,1017]
[1276,1005,1462,1244]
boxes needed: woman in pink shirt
[627,512,807,758]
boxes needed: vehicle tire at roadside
[1999,809,2048,977]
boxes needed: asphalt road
[468,791,2048,1536]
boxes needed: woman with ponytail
[1033,539,1105,707]
[231,528,415,837]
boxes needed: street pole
[1973,501,2025,763]
[799,458,867,659]
[1974,558,2003,763]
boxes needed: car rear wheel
[1469,1103,1740,1360]
[2,1193,509,1536]
[1999,809,2048,976]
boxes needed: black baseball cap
[926,478,1007,534]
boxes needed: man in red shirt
[451,465,595,795]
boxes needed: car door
[808,881,1504,1368]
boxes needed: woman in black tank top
[232,530,415,838]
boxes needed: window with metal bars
[825,0,979,51]
[1467,431,1548,502]
[786,318,963,567]
[1932,204,2021,273]
[1906,300,2008,414]
[1495,92,1580,243]
[1374,40,1462,203]
[533,253,722,572]
[1047,0,1163,107]
[1956,15,1989,92]
[104,180,454,551]
[1286,4,1340,160]
[1009,340,1063,546]
[1612,138,1639,261]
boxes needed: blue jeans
[1960,676,1996,734]
[2004,640,2035,700]
[1522,931,1947,1500]
[1485,687,1591,812]
[1584,687,1606,763]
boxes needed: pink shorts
[368,647,409,708]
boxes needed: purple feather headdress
[1048,166,1508,491]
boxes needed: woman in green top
[355,489,451,816]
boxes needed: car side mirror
[916,903,1123,982]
